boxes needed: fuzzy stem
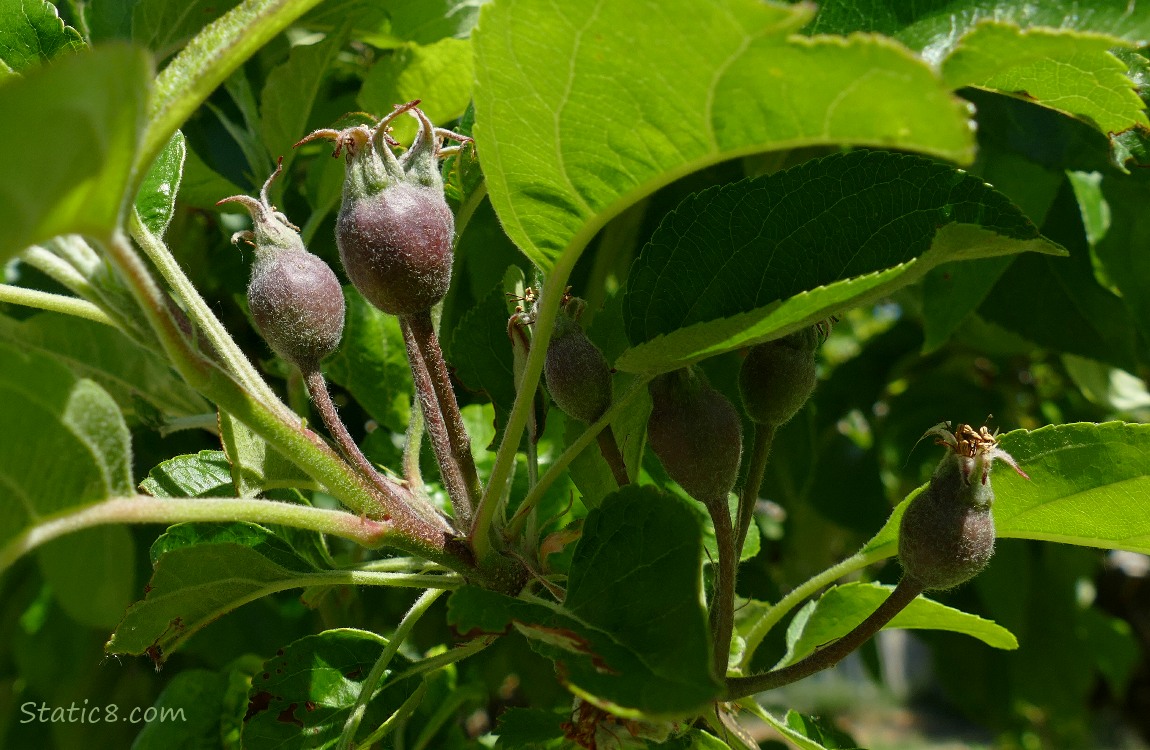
[708,499,738,677]
[725,576,925,699]
[404,397,426,488]
[338,588,445,750]
[0,284,117,326]
[129,211,284,409]
[0,495,407,575]
[20,246,98,297]
[471,275,567,561]
[736,425,775,557]
[406,310,482,514]
[392,636,496,682]
[357,682,427,748]
[402,315,474,528]
[739,547,890,672]
[505,375,651,542]
[303,368,450,533]
[101,231,214,388]
[509,316,539,487]
[597,426,630,487]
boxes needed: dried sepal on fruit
[296,100,471,317]
[898,421,1029,590]
[217,158,345,371]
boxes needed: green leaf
[749,706,842,750]
[0,44,148,262]
[105,523,320,662]
[0,343,132,532]
[0,312,210,420]
[259,28,348,180]
[132,0,242,59]
[218,410,316,496]
[472,0,976,270]
[782,711,861,750]
[242,628,421,748]
[148,521,316,569]
[0,343,135,626]
[992,422,1150,551]
[358,37,474,133]
[941,22,1148,136]
[619,150,1063,374]
[446,280,518,440]
[448,486,720,718]
[0,0,84,73]
[323,286,413,433]
[779,582,1017,669]
[134,130,186,238]
[139,450,236,497]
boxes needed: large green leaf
[617,150,1063,374]
[0,312,209,420]
[448,486,720,718]
[0,343,135,628]
[993,422,1150,549]
[105,523,320,663]
[0,343,132,535]
[779,582,1017,669]
[0,44,149,261]
[243,629,421,749]
[472,0,976,271]
[941,23,1147,136]
[38,527,136,630]
[0,0,84,74]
